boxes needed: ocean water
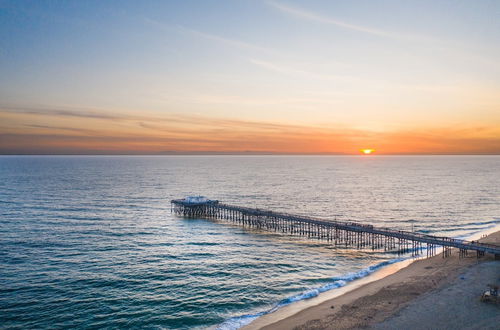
[1,155,499,329]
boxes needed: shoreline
[244,227,500,330]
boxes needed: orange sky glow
[1,2,499,155]
[1,108,499,155]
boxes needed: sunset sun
[361,149,375,155]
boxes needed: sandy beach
[245,230,500,330]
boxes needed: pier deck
[171,198,500,258]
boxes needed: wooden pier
[171,198,500,259]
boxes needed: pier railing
[171,198,500,258]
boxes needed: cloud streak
[249,59,339,80]
[1,106,499,155]
[179,25,274,53]
[1,107,123,120]
[144,17,277,55]
[268,1,390,37]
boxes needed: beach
[245,230,500,330]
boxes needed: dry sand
[371,260,500,330]
[245,230,500,330]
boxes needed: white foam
[216,258,404,330]
[217,221,500,330]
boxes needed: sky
[1,0,499,154]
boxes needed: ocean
[1,155,499,329]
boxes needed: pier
[171,197,500,259]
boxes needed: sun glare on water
[361,149,375,155]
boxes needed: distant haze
[1,1,499,154]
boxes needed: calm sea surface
[1,156,499,329]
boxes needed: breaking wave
[216,258,404,330]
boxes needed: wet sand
[245,230,500,330]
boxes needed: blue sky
[1,1,499,154]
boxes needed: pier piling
[171,198,500,259]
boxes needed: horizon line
[1,152,499,156]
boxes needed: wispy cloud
[248,58,412,88]
[267,0,478,52]
[178,26,274,53]
[24,124,99,134]
[144,17,276,54]
[1,106,499,155]
[268,1,390,37]
[1,106,123,120]
[250,58,342,80]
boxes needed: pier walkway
[171,197,500,259]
